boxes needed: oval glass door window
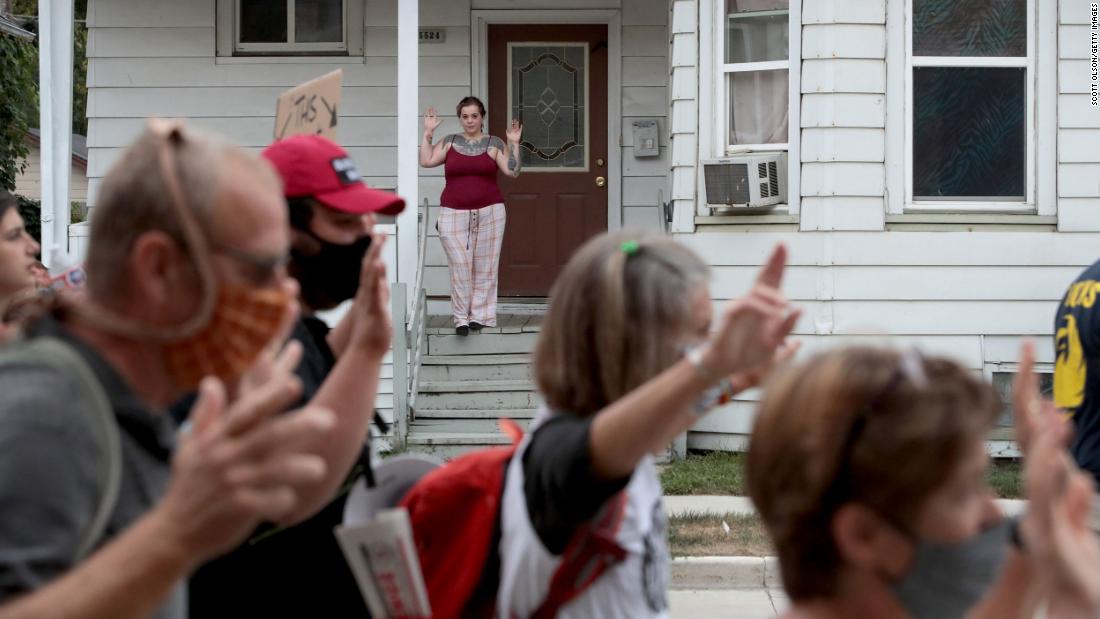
[507,43,589,171]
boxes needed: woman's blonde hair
[534,231,710,416]
[747,347,1001,600]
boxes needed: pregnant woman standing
[420,96,522,335]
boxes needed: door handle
[595,176,606,188]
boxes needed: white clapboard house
[67,0,1098,456]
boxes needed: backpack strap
[0,337,122,562]
[529,492,629,619]
[498,417,524,444]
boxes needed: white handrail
[405,198,432,430]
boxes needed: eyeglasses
[820,348,929,507]
[212,243,290,288]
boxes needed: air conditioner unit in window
[702,153,786,209]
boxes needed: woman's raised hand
[506,118,523,143]
[424,107,442,134]
[699,244,800,379]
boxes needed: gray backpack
[0,336,122,561]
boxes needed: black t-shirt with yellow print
[1055,259,1100,484]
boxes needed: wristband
[694,378,737,416]
[685,345,735,415]
[685,345,723,384]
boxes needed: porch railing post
[38,0,74,266]
[390,282,409,451]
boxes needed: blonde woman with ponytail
[494,231,800,618]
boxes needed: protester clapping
[0,121,336,619]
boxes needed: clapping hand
[158,372,334,563]
[1014,340,1100,619]
[347,232,391,356]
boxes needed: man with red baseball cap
[186,135,404,617]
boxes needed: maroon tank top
[439,145,505,211]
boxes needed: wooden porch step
[421,353,531,365]
[408,431,514,445]
[427,331,539,356]
[411,418,532,433]
[426,324,542,335]
[405,431,515,459]
[425,313,544,336]
[416,389,541,410]
[418,379,534,393]
[414,408,538,420]
[419,353,533,382]
[420,363,532,382]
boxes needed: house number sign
[419,29,445,44]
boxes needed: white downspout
[37,0,74,268]
[396,0,419,301]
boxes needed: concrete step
[419,362,532,382]
[414,408,538,420]
[416,389,541,410]
[427,331,539,356]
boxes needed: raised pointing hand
[700,244,800,378]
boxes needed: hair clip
[621,240,640,255]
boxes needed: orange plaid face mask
[163,282,291,389]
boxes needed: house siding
[1057,0,1100,230]
[85,0,411,433]
[85,0,673,432]
[15,144,88,203]
[668,0,698,231]
[679,0,1100,452]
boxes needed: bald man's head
[85,122,282,304]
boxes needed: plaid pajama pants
[437,203,506,327]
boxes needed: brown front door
[488,24,609,297]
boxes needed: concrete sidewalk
[665,496,1027,591]
[670,589,788,618]
[665,495,1026,518]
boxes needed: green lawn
[987,459,1023,499]
[660,451,747,496]
[661,451,1024,499]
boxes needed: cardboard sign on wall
[274,69,343,140]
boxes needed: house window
[906,0,1033,211]
[722,0,790,152]
[991,370,1053,431]
[235,0,347,55]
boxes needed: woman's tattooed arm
[507,141,522,176]
[488,135,521,177]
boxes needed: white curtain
[729,69,788,145]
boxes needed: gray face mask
[890,518,1011,619]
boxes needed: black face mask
[289,230,372,311]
